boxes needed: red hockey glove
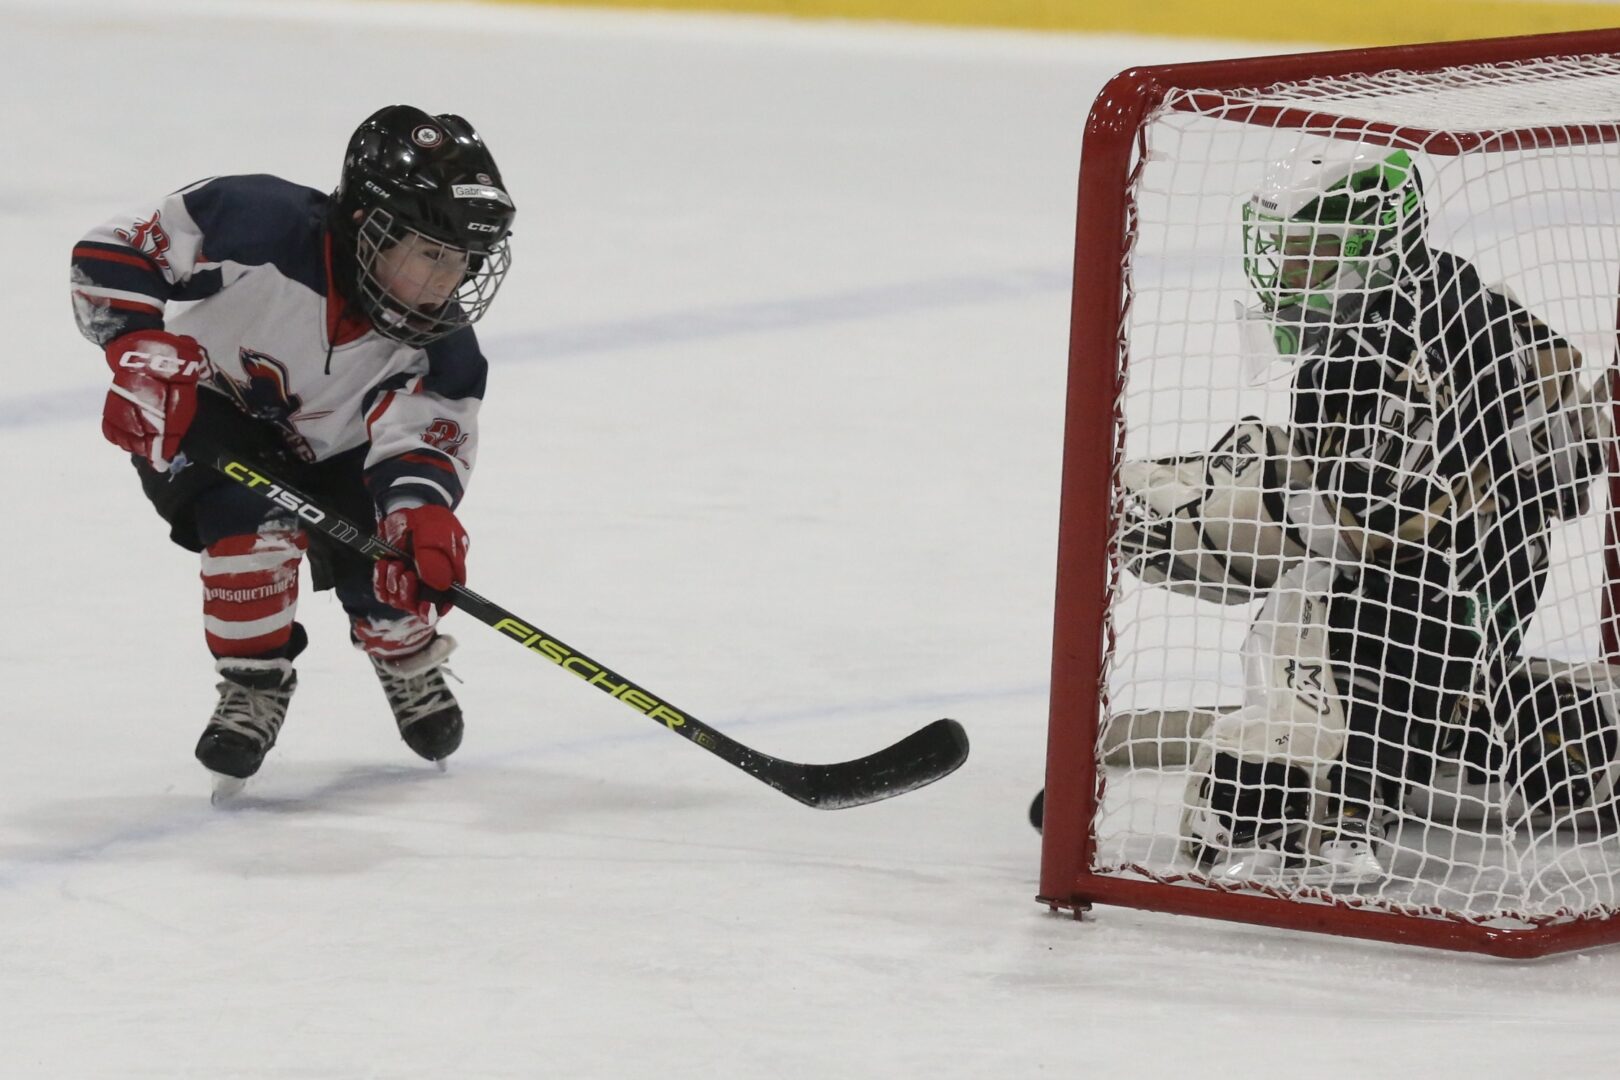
[102,330,210,472]
[374,504,470,619]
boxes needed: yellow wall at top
[482,0,1620,47]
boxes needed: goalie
[1125,145,1617,883]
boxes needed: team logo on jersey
[412,124,443,148]
[115,211,173,272]
[216,349,329,463]
[423,418,468,458]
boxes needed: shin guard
[200,529,308,659]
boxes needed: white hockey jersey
[70,174,485,511]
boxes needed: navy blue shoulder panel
[422,327,489,401]
[180,175,329,295]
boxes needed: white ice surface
[2,2,1617,1077]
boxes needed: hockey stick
[184,439,970,808]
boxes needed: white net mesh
[1094,54,1620,929]
[1237,54,1620,129]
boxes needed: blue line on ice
[3,267,1068,431]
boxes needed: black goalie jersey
[1284,249,1609,812]
[1284,247,1604,652]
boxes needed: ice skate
[1194,809,1308,882]
[370,634,464,763]
[195,658,297,796]
[1306,810,1389,887]
[1207,844,1296,882]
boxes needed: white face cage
[353,208,512,348]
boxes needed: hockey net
[1039,30,1620,957]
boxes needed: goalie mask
[1239,145,1427,362]
[332,105,516,348]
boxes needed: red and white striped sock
[200,529,307,659]
[351,611,438,662]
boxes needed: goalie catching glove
[1118,419,1319,605]
[374,504,470,620]
[101,329,210,472]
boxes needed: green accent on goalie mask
[1242,148,1426,357]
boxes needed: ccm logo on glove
[100,330,211,472]
[115,348,211,379]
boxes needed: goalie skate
[1182,750,1314,882]
[1302,814,1388,887]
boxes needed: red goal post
[1039,29,1620,958]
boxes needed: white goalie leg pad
[1118,420,1311,605]
[1216,561,1349,767]
[1180,562,1347,873]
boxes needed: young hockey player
[70,105,516,792]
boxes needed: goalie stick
[186,438,970,808]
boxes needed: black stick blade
[763,718,970,810]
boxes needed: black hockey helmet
[331,104,516,347]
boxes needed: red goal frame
[1038,28,1620,958]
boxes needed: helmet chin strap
[376,307,412,329]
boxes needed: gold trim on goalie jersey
[1331,458,1496,563]
[481,0,1620,47]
